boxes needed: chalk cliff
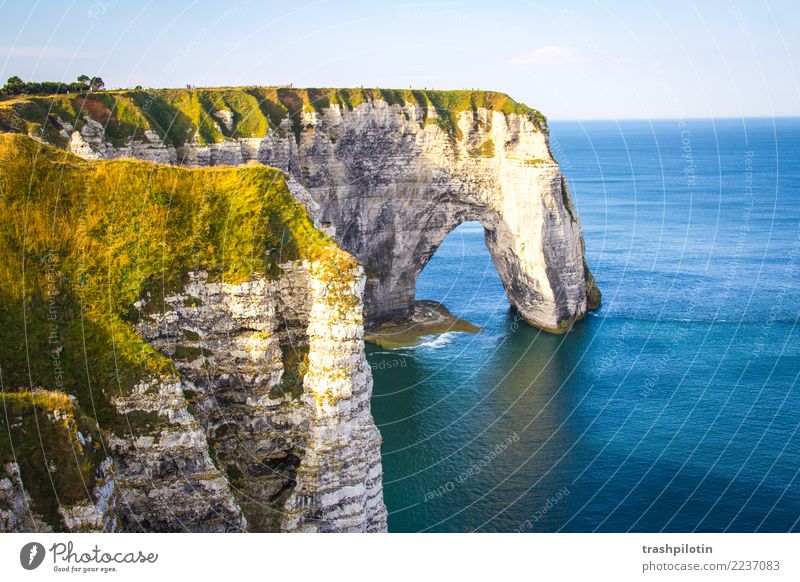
[0,87,599,532]
[0,133,385,532]
[0,87,600,331]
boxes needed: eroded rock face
[286,103,595,331]
[0,404,118,533]
[108,377,247,532]
[60,100,599,332]
[0,132,386,533]
[131,261,386,532]
[66,117,177,164]
[0,260,385,534]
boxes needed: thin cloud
[510,46,577,65]
[0,45,99,58]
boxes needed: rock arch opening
[340,174,597,335]
[8,86,601,334]
[415,220,508,324]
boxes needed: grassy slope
[0,87,548,148]
[0,134,354,525]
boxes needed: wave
[414,332,459,350]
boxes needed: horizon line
[549,115,800,122]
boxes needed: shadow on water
[370,305,800,532]
[368,307,593,532]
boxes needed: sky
[0,0,797,119]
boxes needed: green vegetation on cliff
[0,133,345,438]
[0,86,548,148]
[468,138,496,158]
[0,390,105,529]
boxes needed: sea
[367,117,800,532]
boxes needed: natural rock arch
[0,88,601,534]
[278,101,600,332]
[16,89,600,332]
[320,174,590,332]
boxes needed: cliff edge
[0,87,600,332]
[0,133,386,532]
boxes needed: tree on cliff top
[0,74,105,96]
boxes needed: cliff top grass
[0,133,349,438]
[0,86,547,148]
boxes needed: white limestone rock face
[280,103,598,331]
[281,259,387,532]
[133,259,386,533]
[0,176,386,535]
[68,117,107,160]
[108,376,247,532]
[63,99,598,332]
[57,459,117,532]
[67,117,177,164]
[35,95,599,533]
[214,110,234,131]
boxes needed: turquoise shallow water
[367,117,800,532]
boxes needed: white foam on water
[414,332,458,350]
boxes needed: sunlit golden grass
[0,133,348,433]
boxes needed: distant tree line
[1,75,105,96]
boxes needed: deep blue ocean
[367,117,800,532]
